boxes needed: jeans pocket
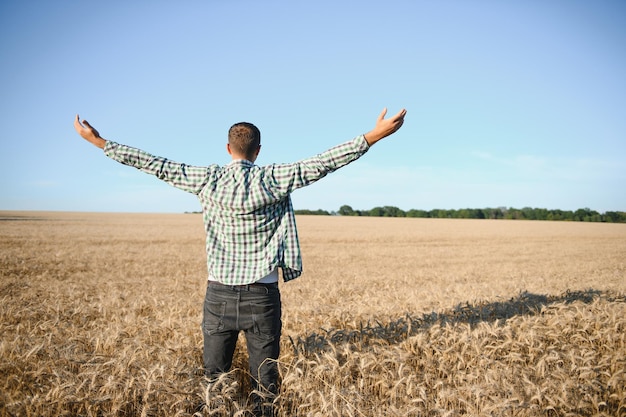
[250,300,281,340]
[202,301,226,336]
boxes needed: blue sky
[1,0,624,213]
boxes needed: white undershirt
[256,268,279,283]
[209,267,279,284]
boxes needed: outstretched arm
[363,108,407,146]
[265,107,407,199]
[74,115,106,149]
[73,114,213,194]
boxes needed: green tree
[382,206,405,217]
[406,209,429,218]
[484,207,504,219]
[574,208,596,221]
[368,207,384,217]
[294,209,330,215]
[603,211,626,223]
[338,205,355,216]
[430,209,452,218]
[521,207,536,220]
[534,208,549,220]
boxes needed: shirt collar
[227,159,255,167]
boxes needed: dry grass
[1,211,624,416]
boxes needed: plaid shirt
[104,135,369,284]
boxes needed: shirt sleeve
[265,134,370,198]
[103,141,214,195]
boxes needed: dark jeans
[202,281,282,402]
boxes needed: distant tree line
[293,205,626,223]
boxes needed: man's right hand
[74,115,107,149]
[363,108,407,146]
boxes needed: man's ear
[227,143,233,155]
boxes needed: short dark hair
[228,122,261,159]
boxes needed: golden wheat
[1,211,625,416]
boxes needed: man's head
[227,122,261,162]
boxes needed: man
[73,108,406,415]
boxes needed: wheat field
[1,211,624,416]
